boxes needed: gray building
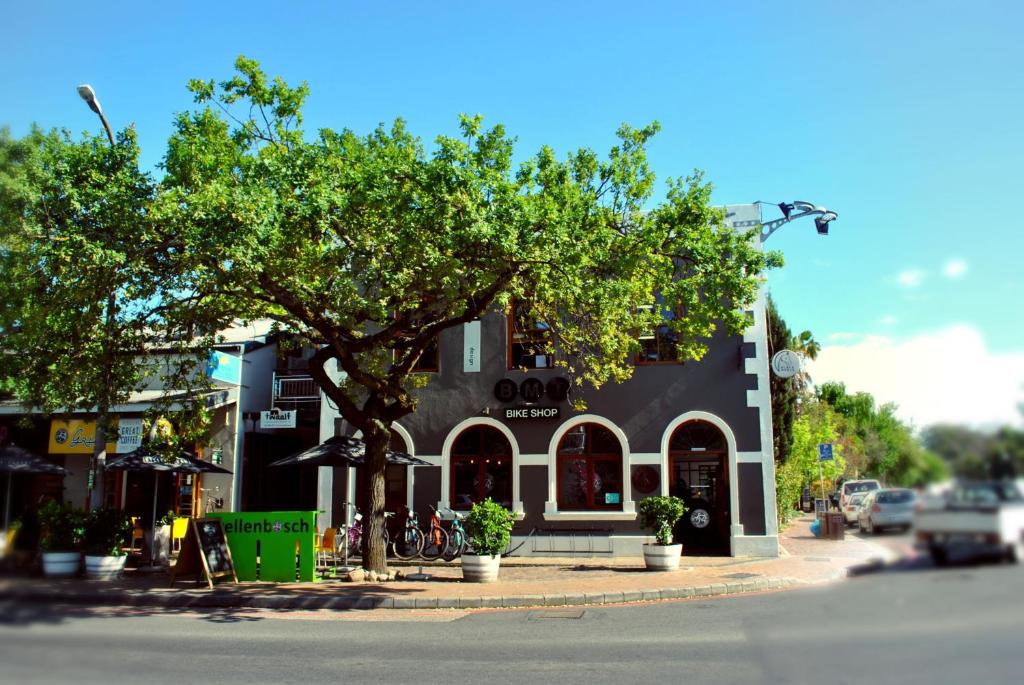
[321,204,779,558]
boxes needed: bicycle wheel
[347,529,363,558]
[443,528,467,561]
[420,526,449,562]
[391,527,424,560]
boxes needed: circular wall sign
[631,465,660,495]
[520,378,545,403]
[770,349,804,378]
[546,377,571,402]
[494,379,518,403]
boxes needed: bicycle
[339,502,390,559]
[441,507,469,561]
[420,505,450,562]
[391,508,424,560]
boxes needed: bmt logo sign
[504,407,560,420]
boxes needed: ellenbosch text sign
[503,406,560,420]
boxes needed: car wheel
[1006,541,1024,565]
[930,547,949,566]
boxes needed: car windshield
[950,483,1024,505]
[876,490,915,504]
[845,482,879,494]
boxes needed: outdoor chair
[315,527,338,568]
[171,517,189,553]
[128,516,145,555]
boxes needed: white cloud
[807,325,1024,430]
[897,269,925,287]
[879,314,898,326]
[943,259,968,279]
[826,332,863,343]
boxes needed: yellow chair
[129,517,145,555]
[315,527,337,568]
[171,517,189,553]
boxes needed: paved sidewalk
[0,516,891,611]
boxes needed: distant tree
[154,57,781,573]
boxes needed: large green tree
[766,294,797,464]
[154,57,780,573]
[0,126,168,506]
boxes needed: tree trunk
[360,423,390,574]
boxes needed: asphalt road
[1,555,1021,685]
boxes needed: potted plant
[461,498,515,582]
[37,500,85,577]
[637,495,687,571]
[83,508,132,580]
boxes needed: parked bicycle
[441,506,469,561]
[391,508,424,560]
[339,502,390,558]
[420,505,450,561]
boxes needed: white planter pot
[42,551,81,578]
[461,553,501,583]
[642,543,682,571]
[85,554,127,581]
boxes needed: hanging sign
[771,350,804,378]
[115,418,143,453]
[206,350,242,386]
[463,320,481,373]
[260,409,296,429]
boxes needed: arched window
[556,423,623,510]
[450,426,513,510]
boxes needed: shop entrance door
[667,421,730,553]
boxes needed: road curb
[0,573,833,612]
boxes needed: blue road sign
[818,443,834,461]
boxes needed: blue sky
[4,2,1022,428]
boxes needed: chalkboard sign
[170,518,237,589]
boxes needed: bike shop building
[319,204,780,558]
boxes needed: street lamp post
[77,84,117,510]
[755,200,838,242]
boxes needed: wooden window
[556,424,623,511]
[635,303,681,365]
[508,300,554,369]
[412,336,439,373]
[450,426,513,510]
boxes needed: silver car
[857,488,916,534]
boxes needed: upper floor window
[508,300,554,369]
[636,303,681,365]
[412,336,439,373]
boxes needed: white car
[843,493,867,525]
[856,488,916,534]
[837,479,881,513]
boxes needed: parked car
[914,480,1024,565]
[857,488,916,534]
[837,479,882,513]
[842,493,867,525]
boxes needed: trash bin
[816,510,830,538]
[826,512,845,540]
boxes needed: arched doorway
[668,420,730,552]
[556,423,624,511]
[449,425,513,510]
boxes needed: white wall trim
[737,451,765,463]
[543,413,636,517]
[438,417,524,516]
[629,452,662,465]
[743,279,779,536]
[519,453,549,467]
[542,511,637,522]
[658,411,742,549]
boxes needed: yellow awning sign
[48,418,144,455]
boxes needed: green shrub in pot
[465,498,515,557]
[84,508,132,557]
[637,495,687,545]
[37,500,85,552]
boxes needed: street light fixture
[754,200,839,242]
[77,84,115,146]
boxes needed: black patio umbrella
[0,445,70,529]
[105,448,232,533]
[268,435,429,468]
